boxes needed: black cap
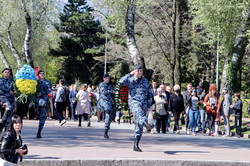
[2,68,10,73]
[103,73,110,78]
[134,65,142,70]
[38,70,44,75]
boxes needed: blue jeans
[197,109,206,131]
[188,109,199,132]
[70,102,77,120]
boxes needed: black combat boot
[36,128,42,138]
[104,130,109,139]
[133,137,142,152]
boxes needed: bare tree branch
[0,23,22,67]
[136,13,171,63]
[0,46,10,68]
[7,22,22,67]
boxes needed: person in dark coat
[230,93,243,138]
[0,114,27,164]
[168,84,185,134]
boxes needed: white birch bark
[0,48,10,68]
[7,22,22,67]
[21,0,34,68]
[0,23,22,67]
[126,0,140,65]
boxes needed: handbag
[153,112,160,120]
[181,113,185,125]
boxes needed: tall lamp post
[104,24,108,74]
[216,33,220,88]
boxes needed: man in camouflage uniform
[36,70,52,138]
[119,65,154,152]
[98,74,115,139]
[0,68,15,131]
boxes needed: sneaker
[176,130,180,134]
[59,119,67,126]
[235,134,241,138]
[87,122,91,127]
[213,133,219,136]
[187,129,190,135]
[192,132,196,136]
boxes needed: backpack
[60,86,69,103]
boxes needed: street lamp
[104,24,108,74]
[216,33,220,88]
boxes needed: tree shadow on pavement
[24,155,60,159]
[164,151,209,155]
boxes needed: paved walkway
[19,117,250,163]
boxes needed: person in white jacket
[75,84,91,127]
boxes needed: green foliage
[0,0,60,74]
[49,0,106,84]
[189,0,249,52]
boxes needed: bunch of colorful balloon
[15,65,37,103]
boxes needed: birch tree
[21,0,34,68]
[0,47,10,68]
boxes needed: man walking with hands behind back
[221,88,233,137]
[119,65,154,152]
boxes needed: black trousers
[172,110,181,131]
[235,113,242,135]
[156,114,167,133]
[56,102,66,122]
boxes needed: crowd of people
[150,82,244,139]
[0,65,248,164]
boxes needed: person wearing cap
[36,70,52,138]
[98,73,115,139]
[0,68,14,108]
[0,68,15,131]
[119,65,154,152]
[221,88,233,137]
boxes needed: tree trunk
[220,57,229,91]
[0,23,22,68]
[7,22,22,67]
[174,0,181,86]
[125,0,140,66]
[21,0,34,68]
[0,47,10,68]
[229,7,250,93]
